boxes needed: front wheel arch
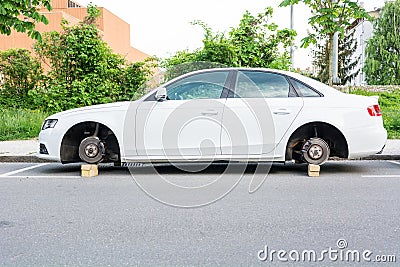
[60,121,120,164]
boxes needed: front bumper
[36,128,62,162]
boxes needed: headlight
[42,119,58,130]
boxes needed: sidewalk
[0,139,49,163]
[0,139,399,163]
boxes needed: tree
[338,28,360,85]
[364,0,400,85]
[162,20,237,80]
[312,37,329,83]
[32,5,155,111]
[229,7,295,69]
[0,48,42,107]
[280,0,371,86]
[192,20,238,66]
[0,0,52,40]
[312,27,360,85]
[162,7,296,78]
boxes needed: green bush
[162,7,296,79]
[349,88,400,139]
[31,6,155,112]
[0,48,43,108]
[0,6,154,113]
[0,5,155,141]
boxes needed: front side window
[234,71,291,98]
[166,71,229,100]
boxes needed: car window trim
[221,70,237,98]
[288,77,324,97]
[285,76,299,97]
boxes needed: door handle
[273,109,291,115]
[201,110,218,116]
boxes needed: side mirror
[155,87,167,101]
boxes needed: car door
[221,70,304,155]
[135,70,230,158]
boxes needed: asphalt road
[0,160,399,266]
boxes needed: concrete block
[81,164,98,177]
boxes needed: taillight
[367,105,382,116]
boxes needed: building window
[68,0,81,8]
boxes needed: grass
[0,109,49,141]
[349,88,400,139]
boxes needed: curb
[0,155,399,163]
[0,156,56,163]
[359,155,400,161]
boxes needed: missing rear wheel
[302,138,330,165]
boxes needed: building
[0,0,149,63]
[349,9,381,85]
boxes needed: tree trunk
[328,33,334,86]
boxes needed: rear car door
[221,70,304,155]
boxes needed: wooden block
[308,171,320,177]
[308,164,320,172]
[81,164,97,171]
[81,164,98,177]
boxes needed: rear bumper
[347,125,387,159]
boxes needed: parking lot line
[0,175,81,179]
[388,161,400,166]
[1,163,50,177]
[362,175,400,178]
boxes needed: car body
[37,68,387,165]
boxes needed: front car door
[135,70,230,160]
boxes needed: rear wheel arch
[60,121,121,164]
[285,122,349,163]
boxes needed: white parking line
[0,175,81,179]
[361,161,400,177]
[362,175,400,178]
[1,163,50,176]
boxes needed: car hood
[45,101,135,119]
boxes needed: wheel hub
[84,143,99,158]
[308,144,323,160]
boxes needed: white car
[38,68,387,166]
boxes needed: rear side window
[290,78,321,97]
[234,71,291,98]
